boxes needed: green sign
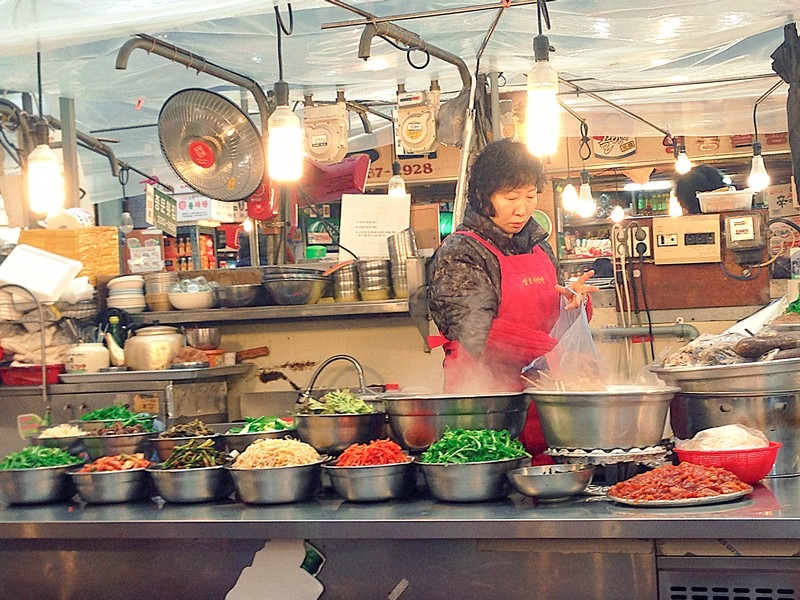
[147,187,177,237]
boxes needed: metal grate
[659,557,800,600]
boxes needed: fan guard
[158,88,265,202]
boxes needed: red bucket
[674,441,782,484]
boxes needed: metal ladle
[296,354,368,410]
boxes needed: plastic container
[0,244,82,302]
[674,441,782,484]
[696,189,753,213]
[0,364,65,386]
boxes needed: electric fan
[158,88,265,201]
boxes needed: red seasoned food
[608,462,752,502]
[336,439,410,466]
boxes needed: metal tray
[607,487,752,508]
[59,364,252,383]
[650,357,800,394]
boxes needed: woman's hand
[555,270,600,310]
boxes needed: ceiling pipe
[115,34,272,134]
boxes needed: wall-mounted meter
[303,93,348,164]
[394,81,441,156]
[724,212,766,265]
[652,214,721,265]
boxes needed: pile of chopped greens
[0,446,83,469]
[226,416,294,434]
[420,428,529,464]
[304,389,374,415]
[787,298,800,314]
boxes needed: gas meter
[724,212,767,265]
[303,92,349,164]
[394,81,441,156]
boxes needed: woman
[674,164,730,214]
[427,139,597,456]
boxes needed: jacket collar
[459,208,548,254]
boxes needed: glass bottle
[107,315,124,348]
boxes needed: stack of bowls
[356,259,392,301]
[329,262,359,303]
[144,272,178,312]
[106,275,146,313]
[387,229,418,300]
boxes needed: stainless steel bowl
[524,385,679,450]
[261,274,331,305]
[0,465,78,504]
[148,465,234,503]
[507,464,595,501]
[260,265,326,277]
[82,432,154,460]
[31,433,87,455]
[206,423,297,453]
[650,358,800,394]
[227,460,324,504]
[184,326,221,350]
[383,392,529,452]
[212,284,262,308]
[419,457,529,502]
[322,459,417,502]
[151,434,223,462]
[294,412,386,454]
[69,468,150,504]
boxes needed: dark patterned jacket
[427,207,556,356]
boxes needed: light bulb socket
[533,34,551,62]
[392,161,401,176]
[31,120,50,148]
[580,169,590,185]
[273,80,290,106]
[752,140,763,156]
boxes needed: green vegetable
[226,416,294,434]
[80,404,135,421]
[305,389,374,415]
[787,298,800,314]
[162,439,227,469]
[420,428,529,464]
[0,446,83,469]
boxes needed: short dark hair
[674,165,728,214]
[467,139,547,217]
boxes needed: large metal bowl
[31,433,87,455]
[650,358,800,394]
[206,423,297,453]
[69,468,150,504]
[382,392,529,452]
[507,464,595,502]
[213,284,262,308]
[148,465,234,503]
[294,412,386,455]
[184,327,221,350]
[151,434,223,462]
[322,459,417,502]
[525,385,679,450]
[0,465,78,504]
[82,432,154,460]
[419,457,529,502]
[261,274,331,305]
[226,459,324,504]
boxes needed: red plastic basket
[674,441,782,484]
[0,364,65,386]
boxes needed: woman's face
[489,184,538,234]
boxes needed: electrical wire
[274,2,295,82]
[577,121,592,162]
[36,51,43,117]
[638,253,656,361]
[297,187,360,260]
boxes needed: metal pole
[58,97,80,209]
[490,72,501,141]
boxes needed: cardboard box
[410,203,441,251]
[18,227,120,285]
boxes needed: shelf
[130,299,411,325]
[559,256,612,264]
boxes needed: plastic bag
[524,297,604,389]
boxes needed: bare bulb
[675,151,692,175]
[747,154,770,192]
[525,61,560,157]
[668,189,684,217]
[561,183,578,213]
[242,217,253,233]
[576,183,597,219]
[119,212,134,235]
[610,205,625,223]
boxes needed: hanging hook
[578,121,592,162]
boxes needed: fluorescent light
[623,180,675,192]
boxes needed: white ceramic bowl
[107,275,145,292]
[168,290,216,310]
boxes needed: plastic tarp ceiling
[0,0,798,202]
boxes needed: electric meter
[394,82,441,156]
[303,100,348,164]
[724,212,767,265]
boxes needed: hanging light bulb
[576,169,597,219]
[668,189,684,217]
[387,162,407,198]
[674,144,692,174]
[242,217,254,233]
[26,122,65,216]
[119,212,134,235]
[561,181,578,213]
[525,34,560,158]
[610,205,625,223]
[268,81,303,182]
[747,141,770,192]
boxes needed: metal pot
[670,391,800,476]
[123,326,185,371]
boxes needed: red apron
[438,231,561,456]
